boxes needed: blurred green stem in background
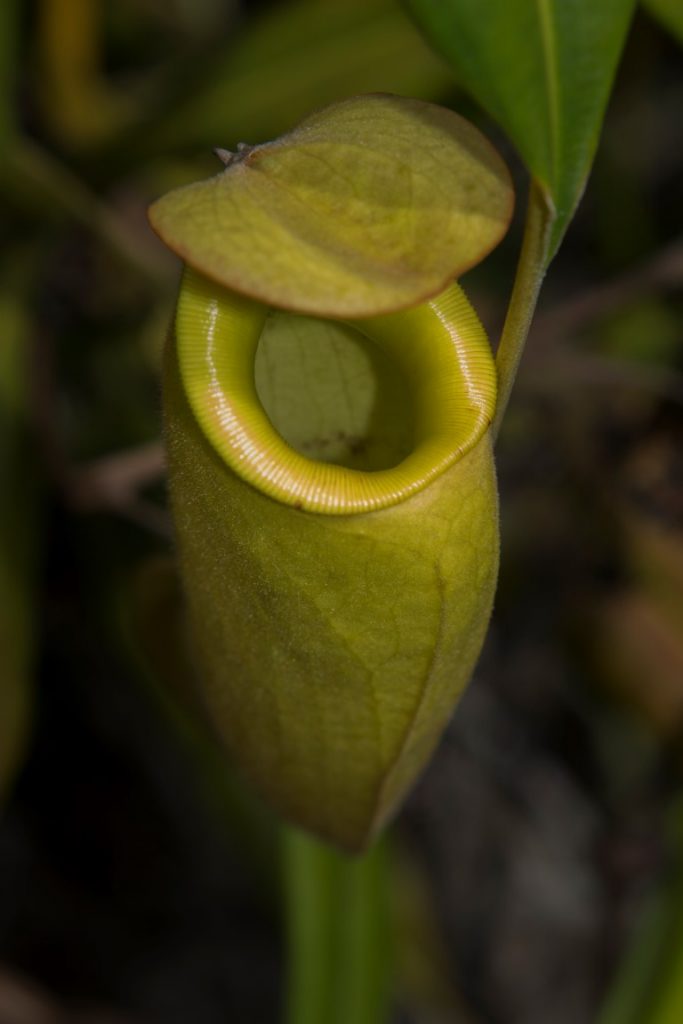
[283,828,391,1024]
[598,802,683,1024]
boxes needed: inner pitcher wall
[254,310,415,472]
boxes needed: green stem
[283,827,391,1024]
[492,179,556,440]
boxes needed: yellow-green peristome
[153,94,512,850]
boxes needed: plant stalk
[283,827,391,1024]
[492,179,556,439]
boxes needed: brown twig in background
[521,347,683,404]
[517,237,683,402]
[66,441,170,536]
[67,442,165,510]
[534,236,683,341]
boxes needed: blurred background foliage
[0,0,681,1022]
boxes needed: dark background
[0,1,682,1021]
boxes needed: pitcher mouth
[175,266,496,515]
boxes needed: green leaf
[643,0,683,45]
[149,94,513,317]
[405,0,637,257]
